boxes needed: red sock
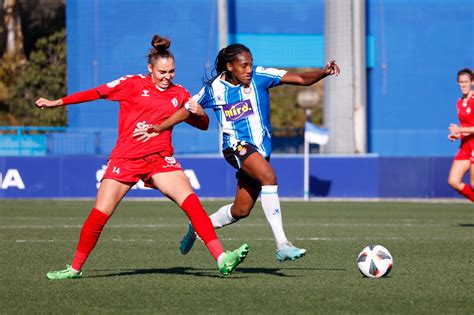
[459,184,474,202]
[181,193,224,261]
[71,208,110,271]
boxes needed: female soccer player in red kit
[447,68,474,201]
[35,35,250,280]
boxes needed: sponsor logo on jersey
[133,121,152,134]
[222,99,254,121]
[165,156,176,164]
[141,90,150,97]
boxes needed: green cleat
[218,243,250,276]
[46,265,82,280]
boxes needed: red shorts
[102,151,182,189]
[454,138,474,163]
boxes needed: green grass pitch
[0,199,472,314]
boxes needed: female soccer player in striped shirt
[134,43,339,262]
[35,35,249,280]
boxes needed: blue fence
[0,125,221,156]
[0,126,319,156]
[0,127,67,156]
[0,155,461,199]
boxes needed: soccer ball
[356,245,393,278]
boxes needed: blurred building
[1,0,473,198]
[56,0,472,157]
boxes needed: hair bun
[151,35,171,51]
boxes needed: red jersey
[94,74,190,159]
[456,93,474,139]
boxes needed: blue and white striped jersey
[193,66,287,158]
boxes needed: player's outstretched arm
[281,60,340,86]
[35,97,63,109]
[35,89,100,109]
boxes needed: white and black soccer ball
[356,245,393,278]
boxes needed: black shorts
[223,142,259,169]
[223,142,269,188]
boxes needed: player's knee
[447,178,455,188]
[447,177,460,190]
[260,171,277,186]
[231,205,252,220]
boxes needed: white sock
[209,204,236,229]
[217,252,225,265]
[261,185,288,249]
[70,266,80,273]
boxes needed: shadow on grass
[87,266,346,279]
[88,267,223,279]
[457,223,474,227]
[238,266,346,277]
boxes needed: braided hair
[205,44,251,85]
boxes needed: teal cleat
[218,243,250,275]
[46,265,82,280]
[276,242,307,262]
[179,223,197,255]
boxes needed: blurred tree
[270,68,324,130]
[3,0,24,59]
[18,0,66,57]
[6,29,66,126]
[0,0,65,125]
[0,52,23,125]
[269,69,325,153]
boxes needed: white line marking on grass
[4,236,473,243]
[111,238,156,242]
[0,224,185,229]
[0,225,83,229]
[0,223,457,229]
[15,240,56,243]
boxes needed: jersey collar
[218,72,244,88]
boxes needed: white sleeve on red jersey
[95,75,140,101]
